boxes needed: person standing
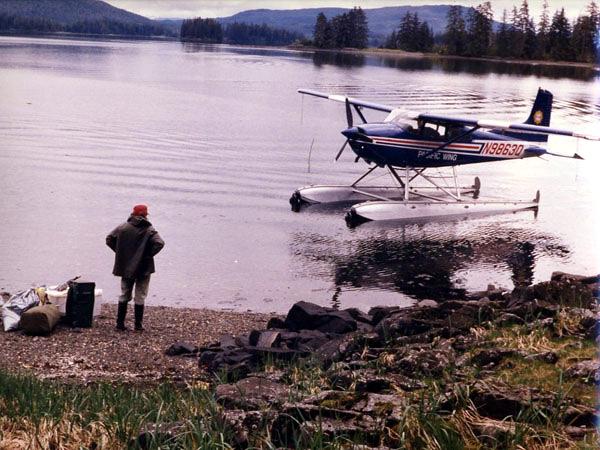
[106,204,165,331]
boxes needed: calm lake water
[1,36,599,313]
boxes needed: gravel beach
[0,304,271,384]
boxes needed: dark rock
[524,351,559,364]
[216,377,290,410]
[471,348,518,367]
[164,341,198,357]
[316,313,357,334]
[270,402,364,447]
[564,359,600,384]
[283,301,357,334]
[472,422,515,446]
[562,405,596,427]
[506,299,558,321]
[531,280,594,308]
[417,299,438,308]
[397,348,453,377]
[219,334,238,348]
[564,426,587,440]
[266,316,286,329]
[345,307,374,325]
[469,382,552,420]
[248,330,281,348]
[315,333,356,366]
[494,313,525,326]
[198,350,219,367]
[550,272,600,297]
[283,301,327,331]
[222,410,273,449]
[353,369,426,393]
[368,306,401,325]
[136,421,186,449]
[292,329,329,351]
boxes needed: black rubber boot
[134,304,145,331]
[116,302,128,331]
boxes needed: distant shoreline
[0,31,177,42]
[2,32,597,71]
[290,44,600,71]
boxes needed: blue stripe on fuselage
[345,123,540,167]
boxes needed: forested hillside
[217,6,484,45]
[0,0,172,36]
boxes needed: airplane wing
[298,89,393,113]
[419,113,600,141]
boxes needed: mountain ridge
[0,0,154,25]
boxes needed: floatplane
[290,88,598,226]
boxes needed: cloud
[105,0,593,20]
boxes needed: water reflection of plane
[291,224,569,302]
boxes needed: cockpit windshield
[383,108,416,124]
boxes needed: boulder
[283,301,357,334]
[266,316,286,329]
[469,382,553,420]
[562,405,596,427]
[368,306,401,326]
[136,421,186,449]
[397,348,454,377]
[417,299,438,308]
[216,377,290,410]
[315,333,356,366]
[524,351,558,364]
[248,330,281,348]
[164,341,198,357]
[564,359,600,384]
[470,348,519,367]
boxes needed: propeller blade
[345,98,353,128]
[335,139,348,161]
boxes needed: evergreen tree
[313,13,330,48]
[572,14,597,62]
[466,2,493,57]
[352,7,369,49]
[495,9,511,57]
[418,21,434,52]
[444,5,467,55]
[537,0,550,58]
[385,30,397,49]
[548,8,572,61]
[517,1,537,58]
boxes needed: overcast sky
[105,1,596,20]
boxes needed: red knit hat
[132,204,148,217]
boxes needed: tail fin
[524,88,552,128]
[519,88,553,142]
[493,88,553,142]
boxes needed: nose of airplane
[342,126,360,139]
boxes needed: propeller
[335,98,354,161]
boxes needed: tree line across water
[311,1,598,64]
[0,13,171,37]
[180,18,303,46]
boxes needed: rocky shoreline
[144,272,599,448]
[1,273,598,448]
[0,304,271,384]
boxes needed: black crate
[65,281,95,328]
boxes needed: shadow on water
[433,57,599,80]
[312,51,365,68]
[181,42,597,80]
[290,224,570,303]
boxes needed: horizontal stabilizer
[418,114,600,141]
